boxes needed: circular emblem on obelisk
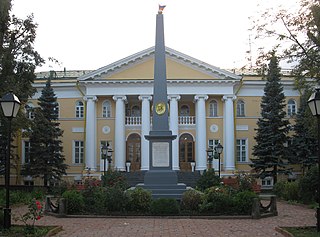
[155,102,166,115]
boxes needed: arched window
[209,100,218,117]
[287,99,296,116]
[236,100,245,117]
[75,101,84,118]
[180,105,190,116]
[25,102,35,120]
[131,105,141,117]
[102,100,111,117]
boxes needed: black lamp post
[307,88,320,232]
[0,91,21,229]
[206,147,214,170]
[215,143,223,178]
[101,144,108,176]
[106,142,113,171]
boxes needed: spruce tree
[288,91,317,174]
[251,53,290,184]
[25,74,67,186]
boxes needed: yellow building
[19,47,298,186]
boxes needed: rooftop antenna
[246,34,253,70]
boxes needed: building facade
[19,47,299,184]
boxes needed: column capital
[138,95,152,101]
[112,95,127,102]
[83,95,97,101]
[168,94,181,101]
[194,94,208,102]
[222,95,237,101]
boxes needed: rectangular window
[74,140,84,164]
[23,141,31,164]
[208,139,220,150]
[76,107,84,118]
[236,139,247,162]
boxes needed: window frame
[236,138,248,163]
[22,140,31,164]
[73,140,84,164]
[180,104,190,116]
[236,99,245,117]
[287,99,296,116]
[209,100,218,117]
[102,100,112,118]
[75,101,84,118]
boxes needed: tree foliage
[24,75,67,186]
[251,0,320,85]
[251,53,290,183]
[287,90,317,173]
[0,0,43,175]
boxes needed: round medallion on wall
[155,102,166,115]
[102,126,110,134]
[210,124,218,133]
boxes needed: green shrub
[102,170,128,190]
[82,186,107,214]
[233,190,258,215]
[199,187,234,214]
[150,198,180,215]
[196,169,221,192]
[62,190,85,214]
[10,190,32,205]
[104,186,129,213]
[273,180,286,199]
[180,189,203,213]
[299,166,318,204]
[273,181,300,201]
[283,181,300,201]
[126,187,152,213]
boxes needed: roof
[78,47,242,81]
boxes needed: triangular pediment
[78,47,241,81]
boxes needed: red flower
[36,216,41,220]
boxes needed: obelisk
[138,5,186,199]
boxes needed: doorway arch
[179,133,194,171]
[126,133,141,171]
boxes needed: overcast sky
[11,0,299,72]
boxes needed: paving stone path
[12,201,315,237]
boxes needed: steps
[124,171,201,188]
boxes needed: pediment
[78,47,241,81]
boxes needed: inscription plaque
[152,142,169,167]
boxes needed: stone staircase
[124,171,201,188]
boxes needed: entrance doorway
[179,133,194,171]
[126,133,141,171]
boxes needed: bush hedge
[150,198,180,215]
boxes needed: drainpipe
[233,78,244,173]
[76,81,87,170]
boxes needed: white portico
[78,47,241,173]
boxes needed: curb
[45,225,63,237]
[274,227,294,237]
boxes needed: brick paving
[12,201,316,237]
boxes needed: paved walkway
[13,201,315,237]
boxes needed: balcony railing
[125,117,141,125]
[178,116,196,125]
[125,116,196,126]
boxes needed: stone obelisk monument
[137,5,186,199]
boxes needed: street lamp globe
[0,91,21,118]
[308,88,320,116]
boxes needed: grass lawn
[0,225,57,237]
[284,227,320,237]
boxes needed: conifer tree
[251,53,290,184]
[25,73,67,186]
[288,91,317,174]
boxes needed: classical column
[168,95,181,170]
[194,95,208,171]
[84,95,97,171]
[139,95,152,170]
[112,95,127,171]
[222,95,236,171]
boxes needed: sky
[11,0,300,72]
